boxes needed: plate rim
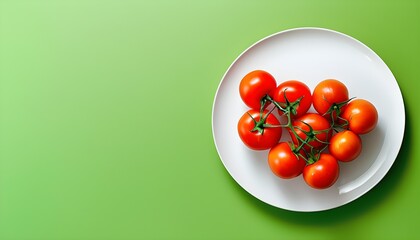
[211,27,405,212]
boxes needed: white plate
[212,27,405,212]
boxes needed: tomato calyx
[305,143,331,165]
[247,107,281,135]
[265,91,303,116]
[293,121,330,148]
[292,134,330,166]
[305,153,318,165]
[288,142,327,166]
[279,88,304,116]
[323,97,355,129]
[247,112,266,135]
[287,142,310,163]
[246,91,302,135]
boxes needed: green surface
[0,0,419,239]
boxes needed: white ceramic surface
[212,27,405,212]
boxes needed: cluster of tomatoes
[238,70,378,189]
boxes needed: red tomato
[340,99,378,134]
[237,109,282,150]
[290,113,332,151]
[313,79,349,119]
[239,70,277,110]
[272,80,312,118]
[303,153,339,189]
[268,142,306,179]
[329,130,362,162]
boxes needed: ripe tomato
[268,142,306,179]
[272,80,312,118]
[329,130,362,162]
[340,99,378,134]
[313,79,349,119]
[237,109,282,150]
[290,113,332,151]
[303,153,339,189]
[239,70,277,110]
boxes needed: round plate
[212,27,405,212]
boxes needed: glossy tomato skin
[239,70,277,110]
[340,99,378,134]
[290,113,332,151]
[303,153,339,189]
[272,80,312,118]
[268,142,306,179]
[329,130,362,162]
[237,109,282,150]
[313,79,349,119]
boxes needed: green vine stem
[262,93,332,165]
[247,91,353,165]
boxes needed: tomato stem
[264,91,332,165]
[249,106,280,135]
[324,97,355,131]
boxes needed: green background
[0,0,418,239]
